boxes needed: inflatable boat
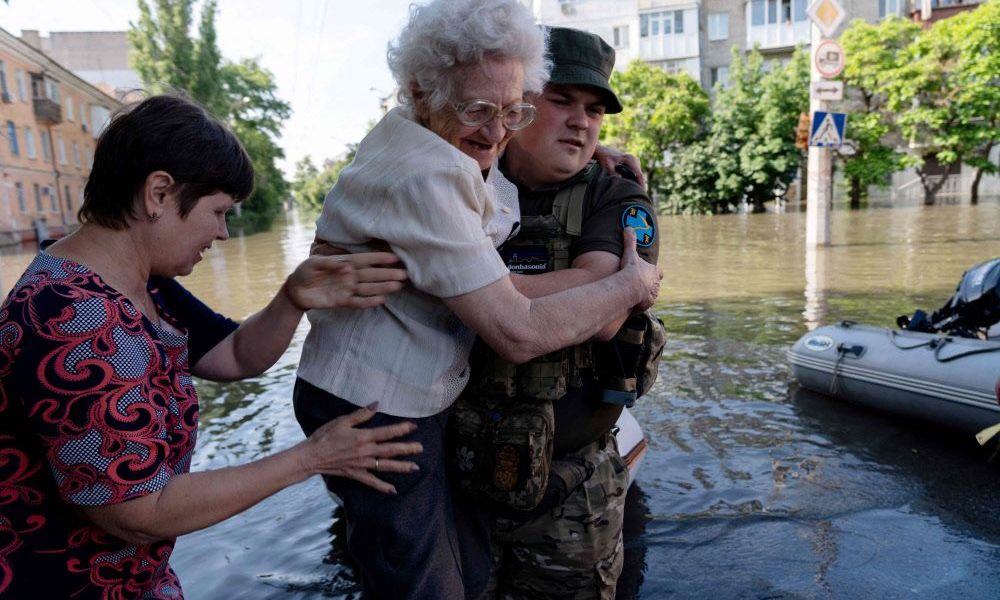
[616,408,647,487]
[789,322,1000,432]
[789,258,1000,434]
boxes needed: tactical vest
[466,164,601,401]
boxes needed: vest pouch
[515,349,570,400]
[592,309,666,404]
[448,395,555,512]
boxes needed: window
[6,121,18,156]
[793,0,808,21]
[63,186,70,212]
[85,147,93,168]
[66,97,75,122]
[768,0,778,24]
[46,79,60,103]
[80,104,89,130]
[613,25,629,49]
[0,61,9,100]
[751,0,765,26]
[15,182,26,213]
[15,69,26,101]
[72,142,81,167]
[33,183,42,212]
[50,186,58,213]
[57,138,67,165]
[879,0,900,17]
[710,66,730,87]
[708,13,729,41]
[640,10,685,38]
[90,105,111,138]
[40,130,52,162]
[24,127,36,159]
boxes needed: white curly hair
[387,0,550,114]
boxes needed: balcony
[33,97,62,125]
[746,0,811,51]
[638,8,700,61]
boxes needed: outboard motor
[898,258,1000,339]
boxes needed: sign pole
[806,20,832,247]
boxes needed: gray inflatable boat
[789,321,1000,432]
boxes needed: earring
[148,213,160,223]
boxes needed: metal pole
[806,22,832,247]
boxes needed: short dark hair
[80,94,255,230]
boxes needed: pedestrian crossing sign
[809,111,847,148]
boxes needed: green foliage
[950,0,1000,202]
[601,60,709,207]
[657,139,726,215]
[292,146,358,212]
[881,8,984,204]
[838,17,919,207]
[706,46,810,213]
[128,0,291,226]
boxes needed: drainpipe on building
[44,123,65,232]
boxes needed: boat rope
[884,329,1000,362]
[932,338,1000,363]
[885,329,933,351]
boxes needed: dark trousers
[293,378,491,600]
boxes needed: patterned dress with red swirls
[0,252,227,599]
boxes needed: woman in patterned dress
[0,94,421,599]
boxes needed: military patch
[501,245,550,274]
[621,205,655,248]
[493,445,520,491]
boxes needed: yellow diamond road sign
[807,0,846,38]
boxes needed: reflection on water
[3,201,999,598]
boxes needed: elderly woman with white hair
[293,0,661,597]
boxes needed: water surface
[3,201,999,598]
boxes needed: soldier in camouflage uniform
[462,26,660,599]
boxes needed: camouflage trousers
[483,436,629,600]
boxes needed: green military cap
[545,26,623,114]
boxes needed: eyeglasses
[451,100,537,131]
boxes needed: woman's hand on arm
[594,144,647,190]
[79,407,422,545]
[193,252,407,381]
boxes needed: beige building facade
[0,27,119,245]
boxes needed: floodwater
[2,200,1000,598]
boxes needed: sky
[0,0,419,175]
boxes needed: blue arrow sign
[809,111,847,148]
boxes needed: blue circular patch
[621,205,655,248]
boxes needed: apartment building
[0,27,119,245]
[21,30,142,102]
[524,0,983,90]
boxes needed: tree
[601,60,709,207]
[952,0,1000,204]
[220,59,292,223]
[709,46,810,213]
[292,146,359,211]
[657,139,728,214]
[838,17,919,208]
[883,11,971,205]
[128,0,291,227]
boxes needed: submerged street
[3,199,999,598]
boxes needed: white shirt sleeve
[368,164,508,298]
